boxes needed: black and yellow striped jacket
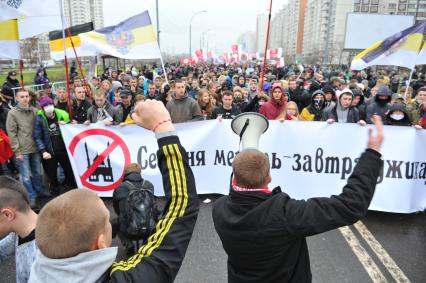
[106,135,199,282]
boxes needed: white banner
[60,121,426,213]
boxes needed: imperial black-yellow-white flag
[49,22,95,61]
[79,11,161,59]
[351,19,426,70]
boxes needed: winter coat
[166,94,203,123]
[33,108,70,154]
[6,105,38,155]
[3,77,20,89]
[259,95,287,120]
[29,136,199,283]
[87,102,123,125]
[33,75,49,85]
[212,149,383,283]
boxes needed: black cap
[120,88,131,98]
[8,71,17,77]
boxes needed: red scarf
[232,179,271,193]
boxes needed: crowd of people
[0,59,419,282]
[1,62,425,205]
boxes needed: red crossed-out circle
[69,128,131,192]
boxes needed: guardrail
[11,81,67,98]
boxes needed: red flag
[194,49,205,62]
[276,57,285,68]
[231,44,239,55]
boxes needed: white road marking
[339,226,388,283]
[354,221,411,283]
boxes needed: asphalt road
[1,196,425,283]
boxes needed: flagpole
[19,60,25,89]
[59,0,73,118]
[405,37,425,98]
[65,27,92,98]
[260,0,273,90]
[159,54,168,85]
[405,68,414,98]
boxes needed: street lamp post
[189,10,207,56]
[156,0,160,47]
[200,29,211,49]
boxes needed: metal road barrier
[10,81,66,98]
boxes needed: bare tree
[20,38,40,67]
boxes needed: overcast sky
[103,0,288,55]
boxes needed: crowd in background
[0,62,425,207]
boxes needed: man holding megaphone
[213,113,384,283]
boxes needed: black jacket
[72,98,92,123]
[108,136,199,282]
[366,87,392,124]
[288,88,310,112]
[3,77,20,89]
[213,149,382,283]
[210,105,241,119]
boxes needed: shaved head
[36,189,110,259]
[233,150,270,189]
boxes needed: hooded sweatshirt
[300,90,325,121]
[0,232,38,283]
[385,104,412,126]
[29,247,118,283]
[259,93,287,120]
[366,86,392,124]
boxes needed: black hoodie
[302,90,326,121]
[385,104,412,126]
[366,86,392,124]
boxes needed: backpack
[122,180,159,239]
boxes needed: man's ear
[0,208,16,221]
[94,233,109,250]
[231,177,237,186]
[268,175,272,184]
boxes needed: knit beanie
[39,96,54,108]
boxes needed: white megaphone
[231,112,269,150]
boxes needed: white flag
[0,0,60,22]
[18,16,62,39]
